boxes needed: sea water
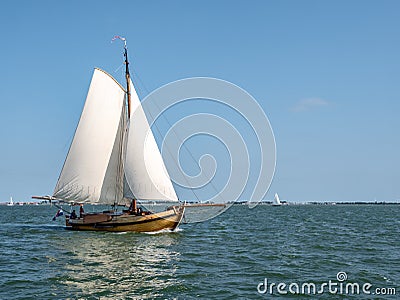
[0,204,398,299]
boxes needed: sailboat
[272,193,282,206]
[33,37,184,232]
[7,196,14,206]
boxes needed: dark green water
[0,205,398,299]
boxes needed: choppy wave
[0,204,399,299]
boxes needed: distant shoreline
[229,201,400,205]
[1,201,399,206]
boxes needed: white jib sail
[124,79,178,202]
[53,68,126,204]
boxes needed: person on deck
[70,210,77,219]
[79,204,84,218]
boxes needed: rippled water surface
[0,204,399,299]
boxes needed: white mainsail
[124,79,178,202]
[53,69,126,204]
[53,68,178,204]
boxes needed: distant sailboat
[33,37,184,232]
[7,196,14,206]
[272,193,282,206]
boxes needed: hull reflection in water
[60,229,182,298]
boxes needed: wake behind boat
[33,37,184,232]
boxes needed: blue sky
[0,0,399,202]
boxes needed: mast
[112,35,131,118]
[118,36,136,212]
[123,39,136,212]
[123,40,131,119]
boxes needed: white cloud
[291,98,330,112]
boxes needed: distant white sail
[7,196,14,206]
[53,69,126,205]
[124,79,178,202]
[273,193,282,206]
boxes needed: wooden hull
[66,206,184,232]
